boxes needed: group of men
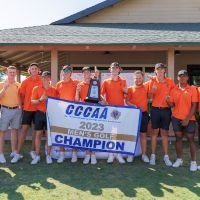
[0,62,199,171]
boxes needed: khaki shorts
[0,107,22,131]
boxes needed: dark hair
[28,63,40,74]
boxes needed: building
[0,0,200,85]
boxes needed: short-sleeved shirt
[0,81,20,107]
[19,76,42,111]
[78,81,90,102]
[147,77,175,108]
[198,87,200,113]
[56,79,79,101]
[169,85,198,120]
[101,76,126,106]
[126,83,148,112]
[31,85,57,112]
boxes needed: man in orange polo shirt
[167,70,199,171]
[0,66,22,163]
[56,65,79,163]
[147,63,175,166]
[75,66,98,165]
[126,70,150,163]
[30,71,57,165]
[101,62,127,164]
[11,63,42,163]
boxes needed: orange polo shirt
[19,75,42,111]
[31,85,57,112]
[170,85,198,120]
[126,83,148,112]
[147,77,175,108]
[101,76,126,106]
[56,79,79,101]
[198,87,200,114]
[78,81,89,102]
[0,81,20,107]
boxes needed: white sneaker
[91,155,97,165]
[190,161,198,172]
[116,154,125,164]
[30,151,36,160]
[142,154,149,163]
[31,155,40,165]
[163,155,172,167]
[11,153,21,163]
[57,152,65,163]
[198,166,200,170]
[149,154,156,165]
[10,151,16,158]
[46,155,53,164]
[0,153,6,163]
[83,155,90,164]
[127,155,134,163]
[172,158,183,168]
[107,153,115,163]
[71,152,77,163]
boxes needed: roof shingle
[0,23,200,45]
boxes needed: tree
[0,66,6,81]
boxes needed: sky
[0,0,104,30]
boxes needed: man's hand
[151,84,157,93]
[76,83,82,93]
[123,86,128,94]
[181,118,189,127]
[99,96,108,105]
[39,94,47,102]
[3,81,9,91]
[94,66,100,80]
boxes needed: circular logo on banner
[93,80,97,85]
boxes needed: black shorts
[34,110,47,131]
[140,112,149,133]
[22,111,35,125]
[172,117,195,134]
[151,107,171,131]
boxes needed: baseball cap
[110,62,120,68]
[155,63,166,69]
[30,63,39,68]
[62,65,73,73]
[178,70,188,76]
[42,71,51,77]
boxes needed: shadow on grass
[0,141,200,200]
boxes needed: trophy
[85,66,101,103]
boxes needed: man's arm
[0,82,9,99]
[181,102,197,126]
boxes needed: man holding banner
[55,65,79,163]
[101,62,127,164]
[126,70,150,163]
[75,66,98,164]
[30,71,57,165]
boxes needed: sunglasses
[63,69,71,73]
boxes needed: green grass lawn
[0,141,200,200]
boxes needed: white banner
[47,97,142,155]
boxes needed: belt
[2,105,18,109]
[152,106,170,110]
